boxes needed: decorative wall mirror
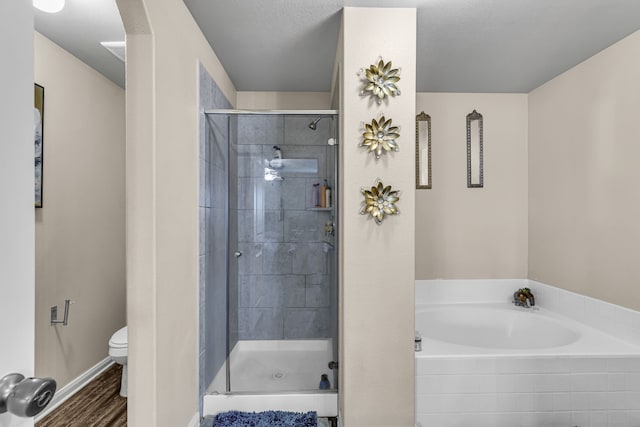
[415,111,431,189]
[466,110,483,188]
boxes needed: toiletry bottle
[414,331,422,352]
[320,180,327,208]
[271,145,283,168]
[319,374,330,390]
[313,183,320,208]
[324,179,331,208]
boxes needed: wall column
[339,7,416,426]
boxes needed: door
[0,2,36,427]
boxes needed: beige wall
[33,32,125,388]
[340,8,416,426]
[529,30,640,310]
[415,93,529,279]
[236,91,330,109]
[116,0,237,424]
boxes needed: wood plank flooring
[36,364,126,427]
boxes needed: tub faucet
[513,288,535,307]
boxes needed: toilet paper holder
[0,373,56,417]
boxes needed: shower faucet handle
[234,251,243,258]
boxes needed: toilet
[108,326,128,397]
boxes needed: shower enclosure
[200,110,339,417]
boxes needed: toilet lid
[109,326,128,348]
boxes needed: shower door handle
[234,251,242,258]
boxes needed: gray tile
[284,210,323,242]
[238,307,284,340]
[273,145,327,179]
[208,115,228,169]
[210,207,226,245]
[199,254,206,304]
[262,243,295,275]
[292,243,327,275]
[211,164,227,209]
[238,275,280,308]
[284,308,330,339]
[199,158,207,207]
[238,144,265,177]
[282,275,306,308]
[281,178,307,210]
[238,115,284,145]
[238,178,271,210]
[238,275,305,309]
[199,207,207,254]
[238,210,283,243]
[263,180,285,210]
[237,243,263,275]
[305,274,331,308]
[284,116,335,146]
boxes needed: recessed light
[33,0,65,13]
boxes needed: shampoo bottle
[319,374,330,390]
[324,179,331,208]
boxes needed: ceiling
[35,0,640,93]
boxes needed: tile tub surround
[415,280,640,427]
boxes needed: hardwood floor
[36,364,127,427]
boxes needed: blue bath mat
[213,410,317,427]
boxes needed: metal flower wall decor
[358,58,401,104]
[360,179,400,225]
[361,116,400,159]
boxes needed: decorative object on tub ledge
[416,111,432,189]
[513,287,535,308]
[466,109,484,188]
[360,115,400,159]
[357,57,401,104]
[213,410,317,427]
[360,178,400,225]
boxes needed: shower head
[308,117,327,131]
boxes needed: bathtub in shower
[415,279,640,427]
[203,339,338,418]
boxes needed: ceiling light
[33,0,65,13]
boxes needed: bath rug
[214,410,317,427]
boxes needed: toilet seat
[109,326,128,359]
[109,326,127,348]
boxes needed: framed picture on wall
[34,83,44,208]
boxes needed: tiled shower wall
[235,115,336,340]
[199,64,233,398]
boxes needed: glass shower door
[227,113,338,394]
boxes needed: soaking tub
[415,280,640,427]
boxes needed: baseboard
[35,356,114,421]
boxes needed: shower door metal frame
[204,109,339,395]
